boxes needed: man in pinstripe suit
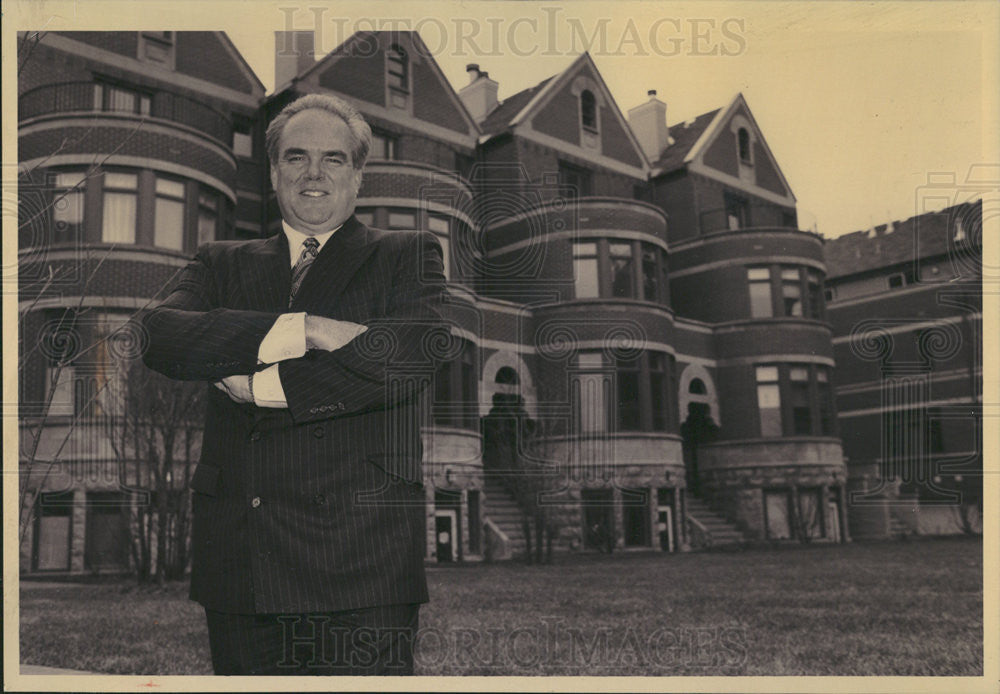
[142,94,446,675]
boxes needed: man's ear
[270,164,278,190]
[353,170,363,195]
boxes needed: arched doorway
[680,379,718,496]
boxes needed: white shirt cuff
[258,312,306,364]
[252,364,287,408]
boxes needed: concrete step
[686,496,748,548]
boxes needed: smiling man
[141,93,446,675]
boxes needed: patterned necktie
[288,237,320,306]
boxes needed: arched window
[580,90,597,130]
[738,127,752,163]
[387,44,409,92]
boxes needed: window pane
[198,212,216,245]
[782,283,802,316]
[428,216,449,234]
[757,384,781,437]
[154,198,185,250]
[791,382,811,435]
[52,178,85,243]
[104,172,137,189]
[789,366,809,381]
[756,366,779,382]
[616,367,641,431]
[573,242,599,298]
[574,257,599,298]
[610,243,634,298]
[102,193,136,243]
[354,210,374,226]
[781,268,800,281]
[156,178,185,198]
[108,87,135,113]
[650,371,666,431]
[581,90,597,129]
[642,245,659,301]
[748,269,772,317]
[438,234,451,281]
[233,131,253,158]
[388,211,416,229]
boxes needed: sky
[7,1,997,239]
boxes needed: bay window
[572,239,668,304]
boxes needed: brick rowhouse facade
[18,30,980,575]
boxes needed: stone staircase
[685,496,747,549]
[483,477,527,560]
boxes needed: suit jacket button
[251,496,261,508]
[313,427,325,438]
[313,494,326,505]
[250,432,261,442]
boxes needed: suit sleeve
[278,231,447,424]
[140,245,283,381]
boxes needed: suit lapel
[238,232,290,312]
[290,216,378,312]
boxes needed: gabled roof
[294,31,481,136]
[650,93,796,202]
[477,53,648,170]
[218,31,266,95]
[479,78,552,136]
[651,108,720,172]
[823,201,980,279]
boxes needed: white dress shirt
[252,222,341,407]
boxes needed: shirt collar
[281,221,341,266]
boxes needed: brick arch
[678,363,719,427]
[480,351,536,420]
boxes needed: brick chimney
[458,63,499,123]
[274,31,316,89]
[628,90,670,161]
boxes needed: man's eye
[324,156,346,165]
[285,154,305,163]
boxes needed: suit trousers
[204,603,420,675]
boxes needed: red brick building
[19,30,975,575]
[824,200,983,538]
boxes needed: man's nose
[305,156,322,179]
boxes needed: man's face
[270,108,363,235]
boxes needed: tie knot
[302,237,319,255]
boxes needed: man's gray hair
[265,93,372,170]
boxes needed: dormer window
[738,127,752,164]
[386,44,410,111]
[387,45,409,92]
[139,31,175,69]
[580,90,597,131]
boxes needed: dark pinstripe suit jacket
[142,216,446,614]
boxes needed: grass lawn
[19,536,982,676]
